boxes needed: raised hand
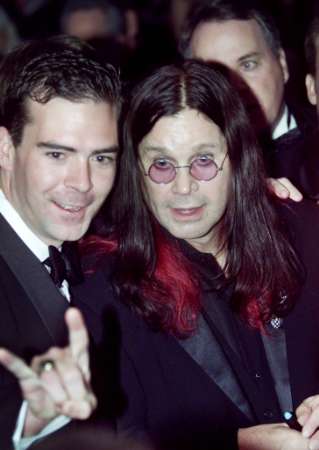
[0,308,96,436]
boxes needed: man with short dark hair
[180,0,291,137]
[180,0,316,184]
[0,35,120,449]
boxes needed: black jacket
[76,199,319,450]
[0,214,72,450]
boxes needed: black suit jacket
[0,214,70,450]
[267,104,319,199]
[76,199,319,450]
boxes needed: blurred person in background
[0,7,20,59]
[179,0,317,187]
[60,0,138,50]
[60,0,139,82]
[284,12,319,201]
[169,0,194,43]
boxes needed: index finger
[0,348,35,381]
[65,308,90,373]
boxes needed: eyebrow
[238,52,261,63]
[141,143,217,154]
[37,141,119,154]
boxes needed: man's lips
[53,201,90,213]
[170,206,204,219]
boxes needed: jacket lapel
[202,290,288,423]
[178,311,255,421]
[0,214,68,346]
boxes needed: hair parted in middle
[94,59,301,336]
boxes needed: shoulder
[287,100,317,133]
[277,198,319,233]
[75,254,119,312]
[276,199,319,268]
[74,254,149,346]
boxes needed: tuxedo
[266,103,318,199]
[0,212,70,450]
[75,199,319,450]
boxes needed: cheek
[247,75,269,99]
[23,158,60,193]
[262,65,285,96]
[13,161,44,198]
[206,170,231,208]
[144,183,167,213]
[94,170,116,197]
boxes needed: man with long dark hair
[73,60,319,449]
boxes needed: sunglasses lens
[149,162,175,183]
[191,158,218,181]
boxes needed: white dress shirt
[272,105,297,140]
[0,190,49,262]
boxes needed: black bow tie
[44,243,83,288]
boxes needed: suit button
[255,372,262,380]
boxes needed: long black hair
[109,59,300,335]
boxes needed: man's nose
[171,167,198,195]
[65,159,92,192]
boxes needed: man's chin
[47,224,89,244]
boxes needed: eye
[93,154,116,165]
[240,60,258,71]
[152,159,173,171]
[194,155,215,166]
[46,151,65,159]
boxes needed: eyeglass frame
[142,152,229,184]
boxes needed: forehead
[139,108,225,157]
[24,97,118,147]
[191,18,272,63]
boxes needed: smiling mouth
[54,201,88,213]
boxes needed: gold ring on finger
[39,359,55,373]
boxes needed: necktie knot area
[44,244,83,288]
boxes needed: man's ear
[0,127,15,171]
[278,48,289,84]
[305,73,317,106]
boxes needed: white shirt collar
[0,190,49,262]
[272,105,297,140]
